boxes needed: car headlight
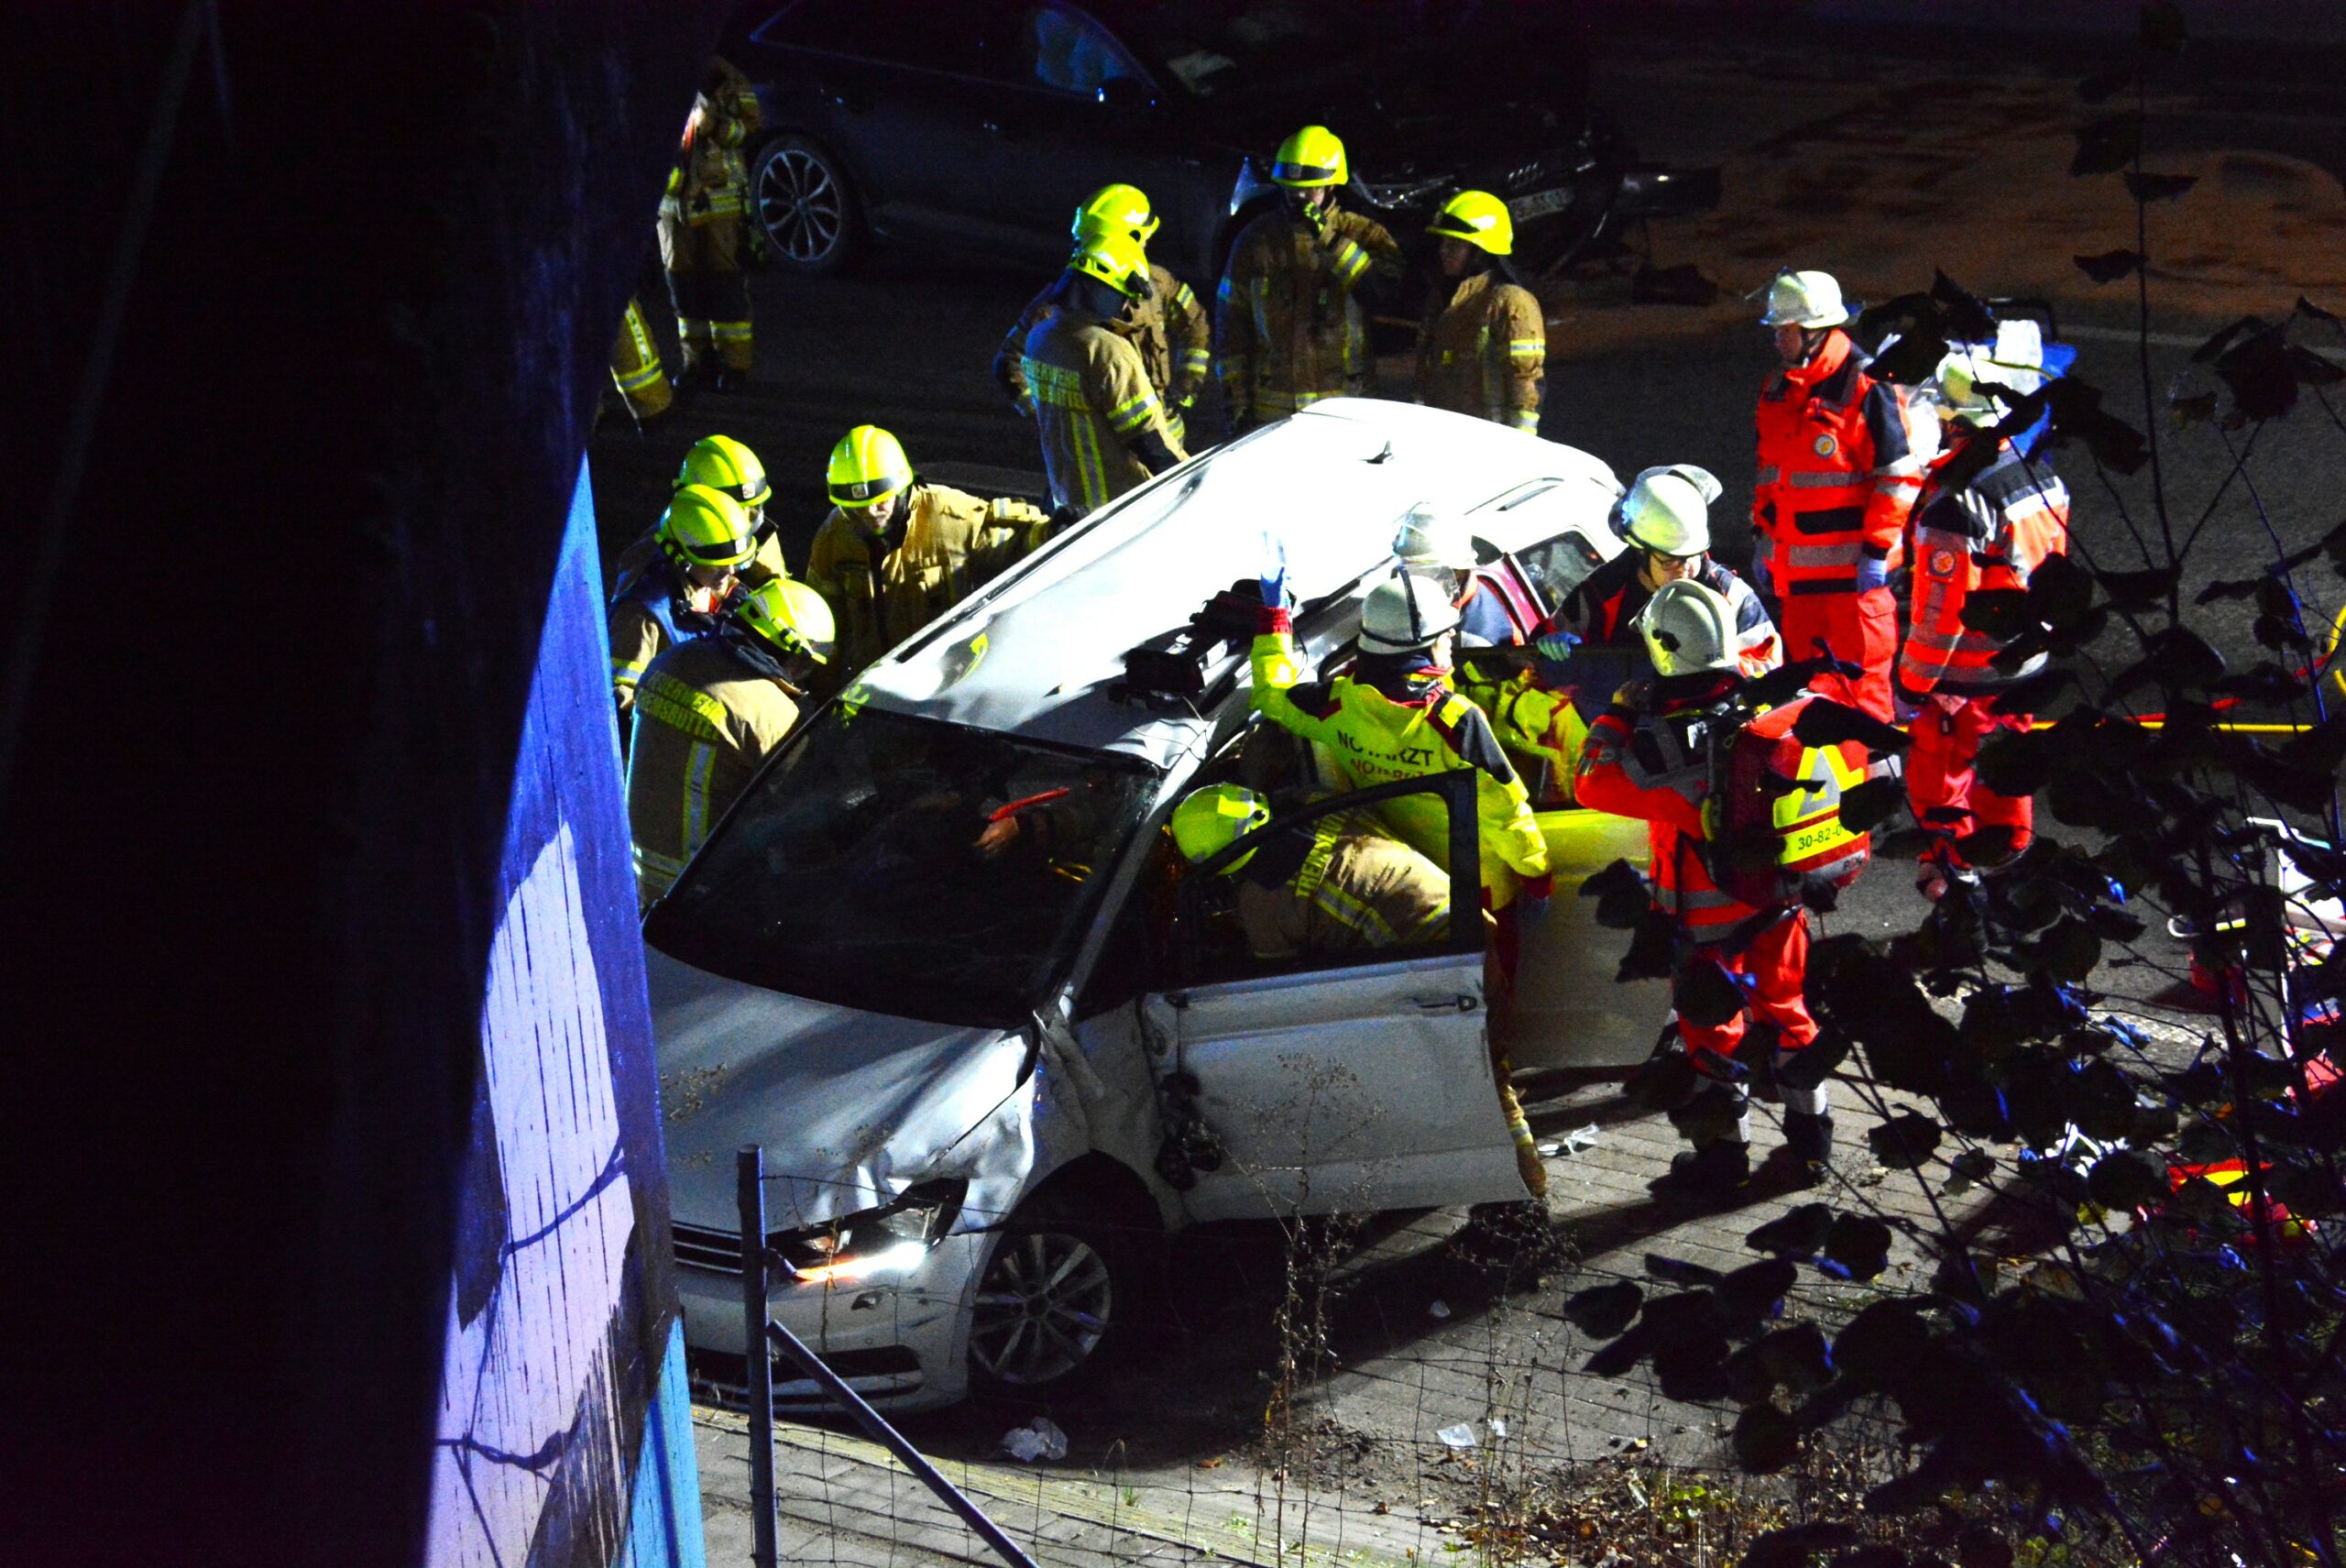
[770,1179,967,1286]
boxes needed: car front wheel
[751,135,857,274]
[967,1198,1124,1396]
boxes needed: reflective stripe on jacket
[1900,441,2070,696]
[1022,307,1187,514]
[1214,207,1403,426]
[994,265,1209,441]
[1251,613,1548,904]
[1754,329,1922,596]
[803,482,1049,680]
[1416,270,1545,433]
[624,636,799,910]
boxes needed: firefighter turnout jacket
[1215,206,1404,428]
[1234,807,1453,960]
[608,561,733,718]
[1753,329,1923,597]
[804,483,1050,679]
[1416,269,1545,433]
[608,296,674,422]
[1899,440,2070,698]
[659,60,760,277]
[996,266,1211,444]
[626,631,802,909]
[1251,609,1549,906]
[1021,304,1189,515]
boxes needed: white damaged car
[646,400,1665,1411]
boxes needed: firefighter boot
[1782,1111,1835,1188]
[1668,1139,1751,1198]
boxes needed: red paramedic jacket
[1898,439,2070,698]
[1754,329,1924,597]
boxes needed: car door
[974,2,1226,277]
[1156,772,1527,1223]
[751,0,1005,250]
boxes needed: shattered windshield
[645,707,1158,1030]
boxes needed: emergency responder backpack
[1709,696,1871,908]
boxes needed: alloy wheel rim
[969,1231,1113,1386]
[759,148,843,263]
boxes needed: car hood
[650,944,1042,1234]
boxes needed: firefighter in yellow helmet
[607,296,674,425]
[1215,126,1405,434]
[802,425,1052,681]
[1416,191,1545,434]
[608,485,758,718]
[608,435,788,678]
[994,184,1212,448]
[1020,230,1189,517]
[658,56,763,387]
[1169,784,1548,1201]
[626,577,835,909]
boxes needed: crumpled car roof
[844,398,1621,769]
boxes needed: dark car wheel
[752,135,857,274]
[967,1196,1129,1398]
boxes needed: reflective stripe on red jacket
[1754,329,1923,596]
[1899,440,2070,697]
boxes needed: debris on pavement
[1436,1423,1478,1451]
[1427,1299,1452,1320]
[1000,1416,1069,1463]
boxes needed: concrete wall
[3,5,726,1563]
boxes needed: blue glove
[1748,551,1773,598]
[1854,555,1891,593]
[1532,627,1582,663]
[1257,532,1292,610]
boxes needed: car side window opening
[1174,779,1474,990]
[1016,4,1145,95]
[1511,529,1607,611]
[762,0,985,76]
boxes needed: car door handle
[1409,992,1479,1014]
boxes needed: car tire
[966,1192,1135,1400]
[751,134,859,274]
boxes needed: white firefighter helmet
[1621,465,1722,557]
[1935,319,2046,426]
[1637,579,1739,677]
[1759,269,1849,329]
[1359,571,1462,654]
[1390,501,1477,571]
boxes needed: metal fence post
[737,1146,778,1568]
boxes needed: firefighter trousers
[1907,699,2033,868]
[1781,586,1896,721]
[667,265,753,377]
